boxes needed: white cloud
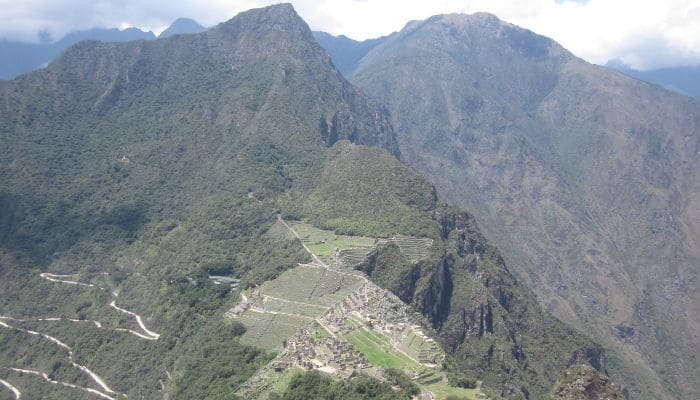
[0,0,697,70]
[495,0,700,69]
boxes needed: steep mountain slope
[608,60,700,100]
[549,364,625,400]
[312,31,388,76]
[0,4,397,398]
[288,143,606,399]
[346,13,700,400]
[159,18,206,38]
[0,27,155,80]
[0,4,611,398]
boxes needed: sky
[1,0,699,70]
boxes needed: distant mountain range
[0,18,205,80]
[5,18,699,102]
[607,60,700,100]
[316,31,700,103]
[311,31,388,76]
[157,18,206,38]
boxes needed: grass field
[422,380,480,400]
[290,222,375,257]
[343,326,419,370]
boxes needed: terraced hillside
[231,218,478,400]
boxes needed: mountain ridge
[0,4,612,399]
[0,27,155,80]
[607,60,700,100]
[158,18,205,38]
[339,11,700,400]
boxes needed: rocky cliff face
[346,12,700,399]
[550,364,626,400]
[363,208,605,399]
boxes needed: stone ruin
[272,328,371,379]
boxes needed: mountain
[312,31,388,76]
[158,18,206,38]
[607,60,700,100]
[0,4,607,399]
[341,12,700,400]
[0,27,155,80]
[0,4,393,398]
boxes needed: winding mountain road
[0,319,118,396]
[9,368,116,400]
[109,301,160,339]
[0,316,102,329]
[39,273,95,287]
[0,270,164,398]
[39,271,160,340]
[0,378,20,399]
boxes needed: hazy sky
[1,0,699,70]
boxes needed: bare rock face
[364,208,606,399]
[550,364,626,400]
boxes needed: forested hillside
[1,4,617,399]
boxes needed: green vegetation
[382,368,420,397]
[358,242,421,303]
[280,142,438,238]
[288,221,375,259]
[0,271,274,399]
[347,9,700,400]
[422,380,479,400]
[0,3,622,400]
[275,370,416,400]
[344,327,419,370]
[0,4,396,398]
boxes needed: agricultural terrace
[289,222,375,267]
[235,264,365,350]
[232,219,480,400]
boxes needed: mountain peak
[158,17,205,38]
[388,10,569,64]
[220,3,302,30]
[211,3,314,51]
[431,11,502,26]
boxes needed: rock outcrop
[550,364,625,400]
